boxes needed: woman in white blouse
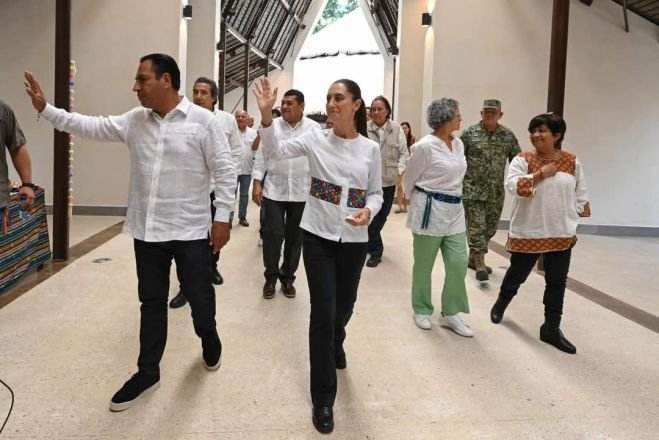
[490,113,590,354]
[403,99,473,337]
[253,76,383,434]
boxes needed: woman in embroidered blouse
[402,98,473,337]
[253,76,383,434]
[490,113,590,354]
[395,121,415,213]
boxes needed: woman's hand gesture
[252,77,278,127]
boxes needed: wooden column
[243,41,250,111]
[217,21,227,111]
[53,0,71,261]
[547,0,570,116]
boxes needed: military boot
[468,249,492,274]
[474,252,489,281]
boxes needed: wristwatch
[21,182,36,190]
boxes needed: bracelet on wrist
[21,182,36,190]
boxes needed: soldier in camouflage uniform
[461,99,521,281]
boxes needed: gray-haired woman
[402,98,472,336]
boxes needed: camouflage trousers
[463,198,505,253]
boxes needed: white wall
[1,0,188,209]
[397,0,659,227]
[185,0,221,95]
[396,0,428,138]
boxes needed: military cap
[482,99,501,111]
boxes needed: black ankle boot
[312,406,334,434]
[539,324,577,354]
[490,297,512,324]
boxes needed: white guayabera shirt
[40,97,236,242]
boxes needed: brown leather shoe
[281,282,296,298]
[263,280,276,299]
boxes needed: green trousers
[412,232,470,316]
[463,198,504,253]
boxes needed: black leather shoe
[212,269,224,285]
[239,218,249,227]
[490,297,512,324]
[366,255,381,268]
[312,406,334,434]
[281,282,296,298]
[169,292,188,309]
[263,280,276,299]
[540,324,577,354]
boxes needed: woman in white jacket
[253,76,383,434]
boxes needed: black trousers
[134,238,217,376]
[303,231,368,407]
[177,192,218,294]
[367,185,396,258]
[499,248,572,327]
[262,197,305,284]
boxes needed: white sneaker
[414,314,432,330]
[257,238,263,247]
[439,313,474,338]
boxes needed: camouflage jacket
[460,122,521,201]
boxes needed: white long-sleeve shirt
[258,125,383,242]
[214,109,243,169]
[40,98,236,242]
[403,134,467,236]
[252,116,320,202]
[505,150,590,252]
[237,126,258,175]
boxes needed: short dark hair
[272,108,282,117]
[371,96,392,120]
[283,89,305,104]
[140,53,181,90]
[332,79,367,137]
[528,113,567,149]
[194,76,218,108]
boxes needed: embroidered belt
[310,177,341,205]
[309,177,368,209]
[414,185,462,229]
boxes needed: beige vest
[367,119,402,187]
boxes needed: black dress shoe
[239,218,250,227]
[366,255,381,268]
[312,406,334,434]
[540,324,577,354]
[281,282,296,298]
[490,297,512,324]
[212,269,224,285]
[169,292,188,309]
[263,280,276,299]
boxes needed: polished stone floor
[1,211,658,439]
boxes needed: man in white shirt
[252,89,320,299]
[234,110,259,227]
[168,77,243,309]
[24,53,236,412]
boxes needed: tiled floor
[1,212,658,439]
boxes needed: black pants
[499,248,572,327]
[367,185,396,258]
[262,197,305,284]
[177,192,218,293]
[134,238,217,376]
[303,231,368,407]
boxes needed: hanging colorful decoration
[68,60,76,217]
